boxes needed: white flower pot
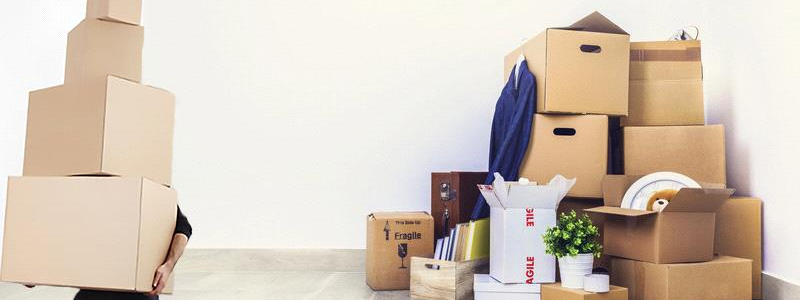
[558,253,594,289]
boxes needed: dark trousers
[74,290,158,300]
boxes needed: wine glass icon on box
[398,243,408,269]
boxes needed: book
[466,218,490,260]
[434,238,443,260]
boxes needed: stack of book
[434,218,490,261]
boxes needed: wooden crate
[410,257,489,300]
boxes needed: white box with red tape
[478,173,574,284]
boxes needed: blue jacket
[471,61,536,220]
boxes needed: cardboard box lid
[554,11,628,35]
[587,186,733,217]
[369,211,431,220]
[473,274,541,293]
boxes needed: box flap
[369,211,431,220]
[558,11,628,35]
[585,206,657,218]
[662,188,735,213]
[478,185,504,208]
[602,175,642,207]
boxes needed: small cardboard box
[623,125,726,186]
[715,197,763,299]
[478,177,573,284]
[542,283,628,300]
[622,40,704,126]
[610,256,751,300]
[87,0,142,25]
[504,12,629,115]
[366,212,434,291]
[586,175,733,264]
[473,274,541,300]
[65,18,143,88]
[520,114,608,198]
[1,176,176,293]
[23,75,175,186]
[410,257,489,300]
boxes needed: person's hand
[147,262,174,296]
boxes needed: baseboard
[763,272,800,300]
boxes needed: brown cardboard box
[504,12,629,115]
[520,114,608,198]
[586,175,733,264]
[542,283,628,300]
[87,0,142,25]
[366,212,434,290]
[715,197,763,299]
[623,125,726,185]
[622,40,704,126]
[23,75,175,186]
[610,256,751,300]
[65,19,143,88]
[1,176,176,293]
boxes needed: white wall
[1,0,798,285]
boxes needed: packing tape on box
[630,47,701,62]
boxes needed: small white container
[583,274,610,293]
[558,254,594,289]
[473,274,541,300]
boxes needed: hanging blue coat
[470,61,536,220]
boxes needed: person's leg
[74,289,158,300]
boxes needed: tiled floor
[0,249,410,300]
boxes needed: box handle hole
[580,44,602,53]
[553,128,576,136]
[425,263,441,270]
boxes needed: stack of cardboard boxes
[1,0,178,293]
[394,11,764,300]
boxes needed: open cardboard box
[478,176,572,284]
[585,175,734,264]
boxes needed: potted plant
[542,210,602,289]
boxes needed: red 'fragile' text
[525,208,534,227]
[525,256,535,283]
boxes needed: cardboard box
[610,256,751,300]
[473,274,541,300]
[586,175,733,264]
[504,12,629,115]
[623,125,726,185]
[366,212,434,290]
[715,197,763,299]
[87,0,142,25]
[542,283,627,300]
[410,257,489,300]
[65,19,143,88]
[520,114,608,198]
[478,178,572,284]
[1,176,176,293]
[23,75,175,186]
[622,40,704,126]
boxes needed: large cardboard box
[87,0,142,25]
[366,212,434,290]
[23,75,175,186]
[610,256,751,300]
[623,125,726,185]
[586,175,733,264]
[520,114,608,198]
[542,283,627,300]
[1,176,176,293]
[504,12,629,115]
[65,18,143,88]
[715,197,763,299]
[478,178,572,284]
[622,40,704,126]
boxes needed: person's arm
[149,205,192,295]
